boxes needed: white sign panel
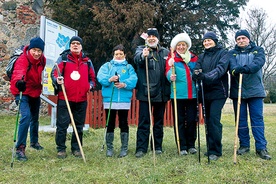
[40,16,78,95]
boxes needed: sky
[242,0,275,24]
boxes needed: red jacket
[51,51,96,102]
[10,46,46,98]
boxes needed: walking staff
[233,74,243,164]
[11,91,23,168]
[170,48,180,155]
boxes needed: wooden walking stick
[234,74,243,164]
[145,54,156,166]
[170,48,180,155]
[55,64,86,163]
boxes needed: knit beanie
[235,29,250,40]
[70,36,83,45]
[29,37,45,52]
[170,33,192,50]
[147,28,159,39]
[203,31,218,43]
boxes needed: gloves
[192,72,205,81]
[16,80,26,92]
[232,66,246,76]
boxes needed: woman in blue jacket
[97,44,138,158]
[165,32,198,156]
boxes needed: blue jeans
[15,95,41,148]
[233,97,267,150]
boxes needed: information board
[40,16,78,95]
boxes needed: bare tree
[245,8,276,84]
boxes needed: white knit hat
[170,32,192,50]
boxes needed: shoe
[188,148,197,154]
[256,149,271,160]
[135,151,145,158]
[209,154,219,161]
[180,150,188,156]
[57,151,67,159]
[30,142,44,150]
[16,145,28,161]
[155,150,162,155]
[72,150,82,158]
[237,146,250,155]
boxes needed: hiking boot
[209,154,219,161]
[135,151,146,158]
[188,148,197,154]
[180,150,188,156]
[72,150,82,158]
[30,142,44,150]
[155,150,162,155]
[237,146,250,155]
[57,151,67,159]
[256,149,271,160]
[16,145,28,161]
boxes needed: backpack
[4,48,30,81]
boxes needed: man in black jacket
[134,28,170,158]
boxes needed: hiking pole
[11,91,23,168]
[101,72,116,151]
[234,74,243,164]
[195,79,201,163]
[55,64,86,163]
[170,48,180,155]
[145,54,156,166]
[199,71,210,164]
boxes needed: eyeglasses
[71,41,81,45]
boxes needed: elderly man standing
[229,29,271,160]
[134,28,170,158]
[51,36,96,159]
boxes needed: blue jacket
[229,41,266,99]
[194,45,229,100]
[165,51,197,99]
[97,59,138,103]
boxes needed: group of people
[10,27,271,162]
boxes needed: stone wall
[0,0,47,114]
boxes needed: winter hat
[170,33,192,50]
[235,29,250,40]
[70,36,83,45]
[147,28,159,39]
[29,37,45,52]
[203,31,218,43]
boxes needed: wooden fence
[48,90,203,129]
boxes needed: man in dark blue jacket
[229,29,271,160]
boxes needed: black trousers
[55,100,87,152]
[204,98,226,156]
[105,109,129,133]
[135,101,166,153]
[171,99,197,151]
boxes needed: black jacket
[134,45,170,102]
[194,45,229,100]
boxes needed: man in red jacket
[10,37,46,161]
[51,36,96,159]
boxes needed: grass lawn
[0,103,275,183]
